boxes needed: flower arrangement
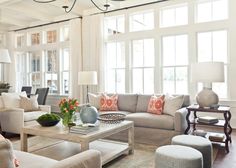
[59,98,79,127]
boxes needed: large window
[104,0,230,99]
[197,30,228,98]
[132,39,154,94]
[105,42,125,93]
[162,35,188,94]
[15,24,70,95]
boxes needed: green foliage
[37,113,60,122]
[0,82,11,89]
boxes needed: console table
[185,104,232,153]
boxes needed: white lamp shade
[191,62,224,83]
[78,71,98,85]
[0,49,11,63]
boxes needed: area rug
[11,136,218,168]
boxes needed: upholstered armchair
[0,95,51,134]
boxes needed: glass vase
[62,112,75,127]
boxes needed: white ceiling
[0,0,164,31]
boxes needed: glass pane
[46,73,58,94]
[46,50,57,72]
[198,32,212,62]
[31,73,41,92]
[176,35,188,65]
[144,68,154,94]
[107,43,116,68]
[117,16,125,34]
[176,6,188,26]
[130,11,154,32]
[163,36,175,66]
[16,35,25,48]
[213,30,227,63]
[47,30,57,43]
[144,39,154,66]
[163,68,175,94]
[133,68,143,93]
[116,42,125,68]
[31,33,40,45]
[29,51,41,72]
[62,72,69,94]
[133,40,144,67]
[106,18,117,35]
[161,8,175,27]
[213,0,228,21]
[116,69,125,93]
[196,2,212,23]
[62,48,70,71]
[176,67,188,94]
[106,69,116,93]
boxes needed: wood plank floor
[213,131,236,168]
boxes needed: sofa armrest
[51,150,101,168]
[0,108,24,134]
[39,105,51,113]
[174,107,188,133]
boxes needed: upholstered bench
[155,145,203,168]
[171,135,213,168]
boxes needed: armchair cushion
[1,92,27,109]
[24,111,48,122]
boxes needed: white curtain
[6,32,16,92]
[82,14,105,102]
[69,18,83,101]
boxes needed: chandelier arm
[64,0,77,13]
[90,0,109,12]
[33,0,57,3]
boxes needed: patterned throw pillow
[19,95,39,112]
[147,95,165,115]
[100,94,118,111]
[0,134,20,168]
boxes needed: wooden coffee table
[21,121,134,165]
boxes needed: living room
[0,0,235,167]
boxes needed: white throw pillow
[88,93,101,109]
[163,95,184,116]
[2,92,27,109]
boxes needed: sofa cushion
[117,94,138,113]
[163,95,184,116]
[24,111,48,122]
[126,112,174,130]
[14,150,57,168]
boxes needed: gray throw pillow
[163,95,184,116]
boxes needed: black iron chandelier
[33,0,125,13]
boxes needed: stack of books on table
[198,116,219,124]
[208,133,225,142]
[70,124,99,135]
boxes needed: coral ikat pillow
[147,95,165,115]
[100,94,118,111]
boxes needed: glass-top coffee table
[21,120,134,165]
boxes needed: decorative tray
[98,112,126,124]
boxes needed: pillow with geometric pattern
[147,95,165,115]
[100,94,118,111]
[19,94,39,112]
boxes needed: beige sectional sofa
[91,93,190,145]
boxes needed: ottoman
[172,135,213,168]
[155,145,203,168]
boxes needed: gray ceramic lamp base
[196,87,219,108]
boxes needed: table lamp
[191,62,224,108]
[0,49,11,81]
[78,71,98,103]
